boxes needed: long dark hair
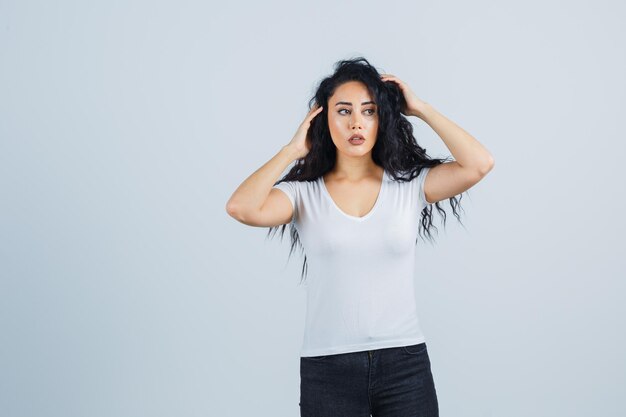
[267,57,465,284]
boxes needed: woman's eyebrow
[334,101,377,106]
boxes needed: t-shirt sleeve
[272,181,298,222]
[414,167,431,209]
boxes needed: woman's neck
[328,156,382,181]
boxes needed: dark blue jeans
[299,342,438,417]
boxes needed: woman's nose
[350,114,363,128]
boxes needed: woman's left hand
[380,73,430,119]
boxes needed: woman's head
[306,57,411,170]
[326,80,379,160]
[268,56,465,284]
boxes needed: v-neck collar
[320,169,387,222]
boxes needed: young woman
[226,57,494,417]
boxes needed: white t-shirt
[272,166,431,357]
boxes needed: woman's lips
[348,138,365,145]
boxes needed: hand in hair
[380,74,429,120]
[285,103,324,160]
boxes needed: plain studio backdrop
[1,0,624,416]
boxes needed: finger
[384,77,402,86]
[306,106,324,120]
[310,105,323,115]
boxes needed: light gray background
[1,0,624,416]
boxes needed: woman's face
[327,81,379,157]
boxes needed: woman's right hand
[285,103,324,160]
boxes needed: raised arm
[380,73,495,204]
[225,104,323,227]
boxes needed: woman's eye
[338,109,376,115]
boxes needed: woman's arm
[413,103,494,174]
[380,73,494,204]
[225,145,299,223]
[413,103,494,204]
[225,104,323,225]
[381,73,494,173]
